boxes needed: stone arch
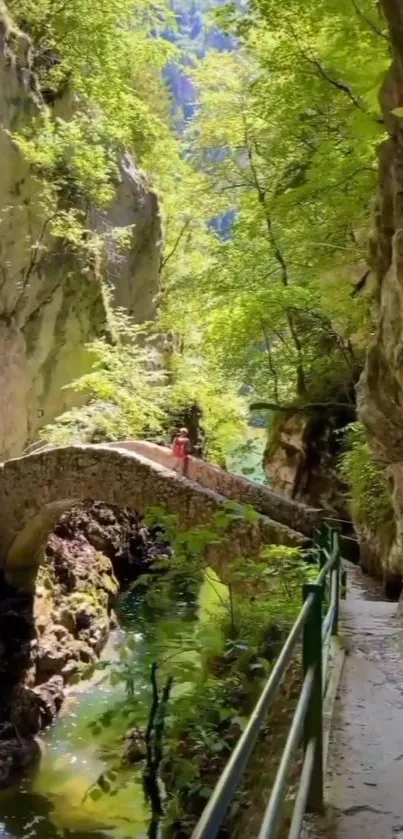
[0,444,306,589]
[102,440,320,537]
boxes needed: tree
[158,0,388,408]
[82,506,311,835]
[41,308,248,462]
[6,0,178,273]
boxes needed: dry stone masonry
[0,443,319,587]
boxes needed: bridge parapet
[105,440,321,538]
[0,444,307,588]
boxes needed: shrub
[339,422,394,539]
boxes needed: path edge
[323,636,346,773]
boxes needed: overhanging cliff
[0,10,162,458]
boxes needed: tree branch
[160,218,191,271]
[241,112,307,394]
[250,400,356,417]
[351,0,390,40]
[153,675,173,771]
[145,662,159,755]
[287,21,383,123]
[260,318,280,403]
[288,305,358,372]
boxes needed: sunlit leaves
[8,0,177,216]
[339,422,394,534]
[159,0,386,407]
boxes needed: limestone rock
[0,497,177,790]
[36,638,72,677]
[61,660,81,683]
[263,409,351,517]
[357,5,403,585]
[264,413,308,498]
[10,676,64,735]
[35,676,64,726]
[0,736,40,790]
[9,686,43,736]
[0,12,162,459]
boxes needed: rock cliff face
[0,13,162,458]
[0,501,169,789]
[358,0,403,586]
[262,403,363,564]
[263,407,353,519]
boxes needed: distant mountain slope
[162,0,236,119]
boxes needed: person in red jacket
[172,427,190,476]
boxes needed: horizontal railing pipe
[257,668,315,839]
[191,524,344,839]
[287,739,316,839]
[190,594,315,839]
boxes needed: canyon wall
[0,10,162,458]
[358,0,403,586]
[262,410,352,519]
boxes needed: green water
[0,571,228,839]
[228,428,268,485]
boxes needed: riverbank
[0,498,312,838]
[0,501,170,791]
[0,584,204,838]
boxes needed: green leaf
[89,787,103,801]
[199,786,214,799]
[218,707,234,722]
[210,739,228,753]
[232,716,249,732]
[97,774,111,794]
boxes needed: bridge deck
[105,440,320,538]
[105,442,308,545]
[0,443,310,579]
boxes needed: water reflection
[0,569,227,839]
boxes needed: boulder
[35,677,64,727]
[263,408,351,517]
[9,677,64,737]
[36,640,71,677]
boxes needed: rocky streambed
[0,501,171,792]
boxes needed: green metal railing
[191,525,345,839]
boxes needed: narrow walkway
[105,440,319,537]
[322,564,403,837]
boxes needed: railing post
[331,530,340,637]
[302,582,324,813]
[315,524,328,570]
[341,564,347,600]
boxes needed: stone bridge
[0,441,321,588]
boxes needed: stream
[0,570,228,838]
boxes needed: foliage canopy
[160,0,387,407]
